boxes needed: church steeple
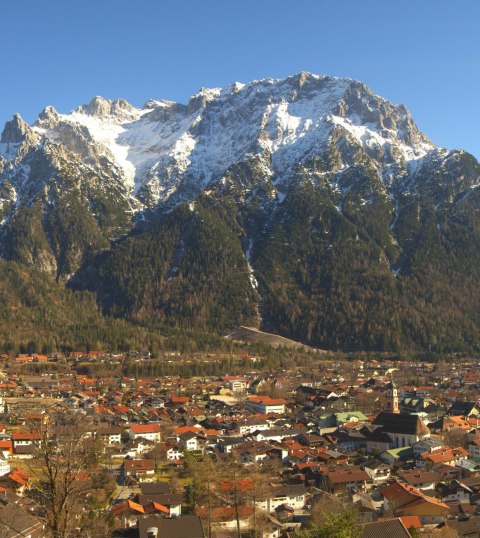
[385,378,399,413]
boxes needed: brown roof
[11,430,41,441]
[138,515,204,538]
[0,505,44,538]
[360,519,411,538]
[197,505,254,520]
[397,469,441,486]
[140,482,170,495]
[220,478,255,492]
[381,481,449,512]
[327,468,369,484]
[139,493,183,506]
[123,459,155,472]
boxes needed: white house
[123,459,156,482]
[255,484,307,512]
[97,426,122,445]
[363,461,391,483]
[224,376,249,392]
[0,458,10,477]
[128,424,161,443]
[252,428,297,443]
[246,397,286,415]
[11,430,41,451]
[413,438,443,457]
[470,439,480,461]
[166,445,183,461]
[177,432,199,452]
[237,419,270,435]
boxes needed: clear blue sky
[1,0,478,158]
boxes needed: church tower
[385,379,399,413]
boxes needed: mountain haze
[0,73,479,352]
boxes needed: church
[370,380,431,449]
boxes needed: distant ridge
[225,326,322,352]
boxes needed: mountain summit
[22,73,435,206]
[0,73,479,351]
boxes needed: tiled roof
[129,424,161,434]
[138,515,204,538]
[247,396,286,405]
[11,430,41,441]
[111,499,145,515]
[360,519,411,538]
[326,468,369,484]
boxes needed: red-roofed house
[11,430,41,450]
[246,396,286,414]
[111,499,145,528]
[197,505,254,533]
[418,447,468,469]
[0,440,13,458]
[0,469,29,494]
[169,395,190,406]
[14,356,34,363]
[123,459,155,482]
[379,516,422,531]
[223,376,249,392]
[128,424,161,443]
[380,481,449,524]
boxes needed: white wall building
[128,424,161,443]
[246,397,286,415]
[0,458,10,477]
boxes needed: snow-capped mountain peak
[0,73,460,215]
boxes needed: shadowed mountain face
[0,73,479,352]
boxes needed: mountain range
[0,72,478,352]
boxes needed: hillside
[225,326,320,351]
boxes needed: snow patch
[245,238,262,324]
[330,114,432,163]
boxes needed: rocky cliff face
[0,73,479,351]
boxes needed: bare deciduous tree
[27,411,111,538]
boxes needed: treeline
[122,356,274,378]
[122,347,324,378]
[0,259,234,354]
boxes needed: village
[0,351,480,537]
